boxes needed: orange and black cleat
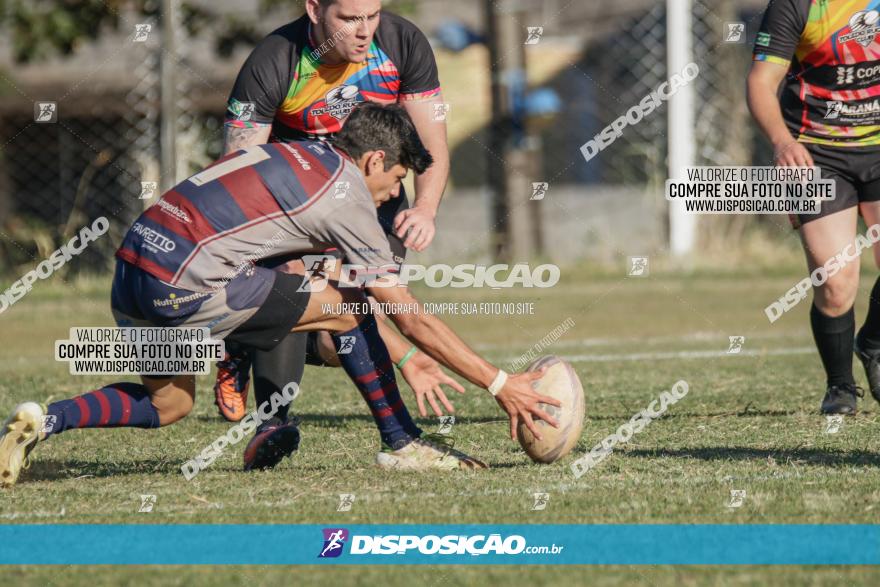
[214,352,252,422]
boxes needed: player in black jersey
[748,0,880,414]
[219,0,456,468]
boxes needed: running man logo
[134,24,152,42]
[727,336,745,354]
[727,489,746,509]
[825,100,843,119]
[319,528,349,558]
[628,256,649,277]
[532,493,550,511]
[337,494,356,512]
[138,494,157,513]
[525,27,544,45]
[824,414,844,434]
[432,103,451,122]
[725,22,745,43]
[34,102,57,123]
[297,255,339,293]
[437,415,455,435]
[337,337,356,356]
[334,181,351,199]
[41,415,57,435]
[139,182,158,200]
[531,182,549,201]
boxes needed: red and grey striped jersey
[116,141,396,292]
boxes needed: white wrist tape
[488,369,508,396]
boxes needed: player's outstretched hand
[494,370,561,442]
[774,140,814,168]
[400,350,465,417]
[394,207,436,252]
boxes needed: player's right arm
[368,282,560,440]
[747,62,813,167]
[747,0,812,167]
[309,180,560,440]
[223,30,294,154]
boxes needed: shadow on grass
[24,458,184,481]
[626,446,880,467]
[299,414,514,430]
[186,412,509,427]
[586,409,806,420]
[186,409,827,428]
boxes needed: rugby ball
[515,356,585,463]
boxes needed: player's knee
[317,331,342,366]
[815,274,858,315]
[331,289,369,332]
[153,390,194,425]
[330,314,361,334]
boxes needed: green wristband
[396,346,418,370]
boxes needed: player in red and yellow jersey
[217,0,457,468]
[749,0,880,414]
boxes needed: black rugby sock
[858,275,880,349]
[810,304,855,387]
[252,332,308,424]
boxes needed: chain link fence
[0,0,769,276]
[540,1,758,185]
[0,4,229,276]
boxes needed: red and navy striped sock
[332,315,421,449]
[44,382,160,437]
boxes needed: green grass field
[1,266,879,584]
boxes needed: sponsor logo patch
[313,85,361,120]
[840,10,880,47]
[156,198,192,224]
[131,222,176,253]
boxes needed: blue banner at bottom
[0,524,878,565]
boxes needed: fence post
[667,0,697,256]
[160,0,178,192]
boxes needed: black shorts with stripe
[792,144,880,228]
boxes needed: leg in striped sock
[43,382,160,437]
[332,314,421,449]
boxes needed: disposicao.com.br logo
[318,528,564,558]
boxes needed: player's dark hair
[332,103,434,174]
